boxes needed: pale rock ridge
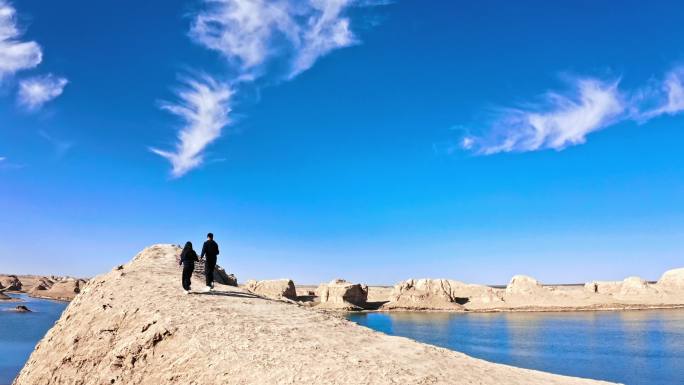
[584,277,658,299]
[384,268,684,312]
[658,268,684,290]
[31,278,87,301]
[245,279,297,300]
[506,275,544,295]
[316,279,368,310]
[13,244,616,385]
[383,279,503,310]
[0,274,88,300]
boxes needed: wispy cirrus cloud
[38,130,73,157]
[638,67,684,120]
[461,68,684,155]
[155,0,383,177]
[189,0,358,80]
[0,0,42,79]
[18,74,68,110]
[464,79,625,154]
[151,76,232,178]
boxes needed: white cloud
[190,0,357,80]
[0,0,42,79]
[151,76,233,178]
[464,79,625,154]
[154,0,384,177]
[0,156,5,162]
[17,74,68,110]
[157,0,374,177]
[638,68,684,120]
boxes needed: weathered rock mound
[245,279,297,300]
[385,279,506,310]
[584,276,661,300]
[316,279,368,310]
[0,275,22,291]
[383,279,465,310]
[506,275,544,295]
[29,278,87,301]
[658,268,684,290]
[14,244,614,385]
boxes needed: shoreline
[343,303,684,314]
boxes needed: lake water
[1,295,682,385]
[347,310,684,385]
[0,294,68,385]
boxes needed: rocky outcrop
[383,279,462,311]
[245,279,297,300]
[14,305,31,312]
[506,275,544,295]
[30,278,87,301]
[382,279,504,311]
[618,277,657,297]
[584,277,659,299]
[658,268,684,290]
[13,244,614,385]
[316,279,368,310]
[0,275,22,291]
[381,267,684,312]
[214,265,238,286]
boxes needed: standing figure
[201,232,220,291]
[179,241,199,294]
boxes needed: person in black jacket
[179,241,199,294]
[201,233,220,291]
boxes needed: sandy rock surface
[245,279,297,300]
[14,244,617,385]
[317,279,368,310]
[658,268,684,290]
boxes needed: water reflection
[348,309,684,385]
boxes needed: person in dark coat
[179,241,199,294]
[201,232,220,291]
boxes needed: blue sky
[1,0,683,285]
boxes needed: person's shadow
[193,290,264,300]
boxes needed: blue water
[347,310,684,385]
[0,294,68,385]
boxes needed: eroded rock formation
[316,279,368,310]
[245,279,297,300]
[0,275,22,291]
[658,268,684,291]
[383,279,504,311]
